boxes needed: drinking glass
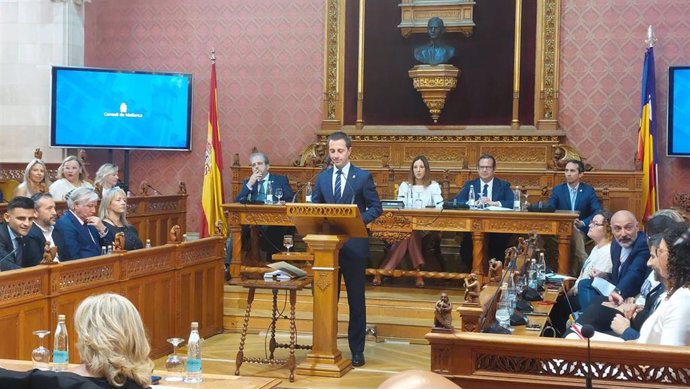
[31,330,51,370]
[495,304,511,329]
[274,187,283,204]
[283,235,294,254]
[164,337,185,382]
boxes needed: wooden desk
[512,288,559,337]
[223,203,578,277]
[0,359,281,389]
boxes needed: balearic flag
[200,53,226,237]
[635,42,658,222]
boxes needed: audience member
[575,210,649,310]
[94,163,120,195]
[0,293,154,388]
[546,159,602,274]
[230,151,294,263]
[373,156,443,286]
[0,196,43,270]
[549,210,612,335]
[53,188,112,261]
[23,193,58,267]
[312,131,382,367]
[13,159,52,199]
[452,154,514,270]
[100,188,143,251]
[49,156,93,201]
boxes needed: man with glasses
[452,154,514,270]
[53,187,112,261]
[547,159,601,275]
[576,210,649,310]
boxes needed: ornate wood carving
[0,278,43,301]
[52,264,116,293]
[398,0,476,38]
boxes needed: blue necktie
[570,188,577,211]
[15,237,23,263]
[256,180,265,202]
[482,183,488,198]
[334,169,342,203]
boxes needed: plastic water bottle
[528,258,538,289]
[506,270,517,310]
[53,314,69,372]
[185,322,203,383]
[513,186,521,211]
[468,185,476,208]
[537,252,547,285]
[145,239,152,248]
[495,283,512,328]
[265,181,273,204]
[305,181,312,203]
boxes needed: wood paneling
[0,238,224,363]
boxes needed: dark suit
[452,177,515,269]
[577,232,650,309]
[547,182,601,230]
[23,224,47,267]
[53,211,113,261]
[234,173,295,261]
[452,177,515,209]
[312,164,382,355]
[0,223,44,271]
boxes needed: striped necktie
[334,169,342,203]
[482,183,488,198]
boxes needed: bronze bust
[414,17,456,65]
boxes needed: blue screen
[668,67,690,156]
[51,67,192,150]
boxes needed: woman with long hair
[13,159,52,198]
[373,156,443,287]
[94,164,120,196]
[99,188,143,251]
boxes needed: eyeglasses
[673,228,690,247]
[589,222,605,227]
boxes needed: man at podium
[311,131,382,367]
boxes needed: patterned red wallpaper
[85,0,690,231]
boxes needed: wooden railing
[0,237,225,362]
[427,331,690,388]
[0,194,187,247]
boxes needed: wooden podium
[285,203,368,378]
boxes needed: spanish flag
[200,54,226,237]
[636,45,658,222]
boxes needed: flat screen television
[51,66,193,151]
[667,66,690,157]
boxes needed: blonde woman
[0,293,153,388]
[94,164,120,195]
[49,156,93,201]
[100,188,143,250]
[13,159,52,198]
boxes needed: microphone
[0,248,18,271]
[145,182,162,195]
[581,324,595,389]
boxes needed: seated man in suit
[0,196,44,271]
[229,151,294,264]
[452,154,514,270]
[312,131,382,367]
[576,210,649,310]
[25,192,58,266]
[547,159,602,275]
[53,187,112,261]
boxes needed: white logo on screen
[104,101,143,118]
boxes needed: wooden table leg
[288,289,297,382]
[269,289,278,359]
[471,231,487,275]
[235,287,256,376]
[557,232,571,275]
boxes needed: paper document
[263,261,307,280]
[592,277,616,296]
[486,206,513,211]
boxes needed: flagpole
[646,26,659,216]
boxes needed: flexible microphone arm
[145,182,162,195]
[581,324,595,389]
[0,247,19,271]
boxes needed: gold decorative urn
[408,64,460,123]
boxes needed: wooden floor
[153,331,431,389]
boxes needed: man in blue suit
[312,131,382,367]
[577,210,649,310]
[0,196,43,271]
[231,152,294,263]
[547,159,601,274]
[452,154,514,270]
[53,187,112,261]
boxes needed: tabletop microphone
[581,324,595,389]
[146,183,162,195]
[0,248,18,271]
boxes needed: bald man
[576,210,650,310]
